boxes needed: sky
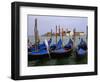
[27,15,88,36]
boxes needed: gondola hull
[28,53,49,61]
[28,50,49,61]
[75,49,87,58]
[50,48,73,58]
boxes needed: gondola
[28,39,51,60]
[28,49,49,60]
[75,38,87,58]
[50,38,73,58]
[28,18,51,61]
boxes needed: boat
[28,39,52,60]
[50,38,73,58]
[75,38,87,58]
[49,26,73,58]
[28,18,50,60]
[28,49,50,60]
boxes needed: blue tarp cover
[77,48,86,56]
[30,50,48,55]
[64,39,73,49]
[56,38,62,49]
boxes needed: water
[28,54,87,66]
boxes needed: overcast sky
[27,15,88,36]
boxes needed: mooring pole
[62,27,64,47]
[56,25,57,45]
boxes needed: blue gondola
[28,49,49,60]
[28,39,51,60]
[28,19,52,60]
[50,38,73,58]
[76,38,87,58]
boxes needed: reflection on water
[28,53,87,66]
